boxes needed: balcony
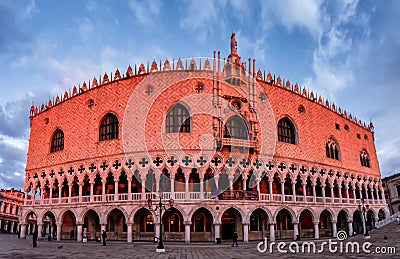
[222,138,255,148]
[24,192,385,206]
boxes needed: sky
[0,0,399,190]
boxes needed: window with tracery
[326,138,340,160]
[278,118,296,144]
[360,150,371,168]
[50,129,64,153]
[99,113,119,141]
[224,115,249,140]
[166,103,191,133]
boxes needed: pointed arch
[99,113,119,141]
[166,103,191,133]
[50,129,64,153]
[224,115,249,140]
[277,117,297,144]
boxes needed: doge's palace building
[20,34,388,243]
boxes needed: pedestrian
[32,230,38,248]
[101,230,107,246]
[231,231,238,247]
[397,216,400,225]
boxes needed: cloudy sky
[0,0,399,190]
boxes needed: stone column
[352,188,356,204]
[184,221,191,244]
[312,184,316,203]
[330,187,334,203]
[89,181,94,202]
[141,174,146,200]
[102,180,106,202]
[332,220,337,237]
[57,223,62,241]
[77,224,83,242]
[380,186,386,204]
[40,187,44,205]
[358,187,363,201]
[371,186,375,204]
[376,187,380,204]
[68,183,72,203]
[346,186,350,204]
[78,182,83,203]
[292,182,296,201]
[293,222,299,240]
[322,185,326,203]
[348,220,353,236]
[127,223,133,242]
[185,179,189,200]
[127,176,132,201]
[37,223,43,240]
[10,221,15,233]
[243,223,249,242]
[303,183,307,202]
[269,180,273,201]
[101,224,106,233]
[24,192,28,205]
[280,181,285,201]
[214,223,220,243]
[313,221,319,239]
[20,224,27,239]
[199,173,204,200]
[114,179,119,201]
[170,173,175,200]
[49,186,53,204]
[269,223,275,241]
[339,187,342,204]
[362,215,366,235]
[58,186,62,203]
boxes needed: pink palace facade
[20,35,388,243]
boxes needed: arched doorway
[337,210,349,234]
[25,211,37,235]
[133,208,154,241]
[42,211,56,239]
[276,209,293,239]
[221,208,242,240]
[249,208,269,241]
[106,208,127,241]
[352,210,363,234]
[299,209,313,239]
[378,209,386,221]
[83,209,100,240]
[319,210,332,237]
[191,208,213,242]
[163,208,184,241]
[61,210,76,240]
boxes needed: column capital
[331,220,337,224]
[184,221,192,225]
[213,221,221,225]
[312,221,319,225]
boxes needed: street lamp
[147,192,174,253]
[358,198,370,237]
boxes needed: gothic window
[326,138,340,160]
[360,150,371,168]
[166,103,191,133]
[50,129,64,153]
[99,113,119,141]
[277,118,296,144]
[224,115,249,140]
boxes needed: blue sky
[0,0,399,190]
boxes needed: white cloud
[260,0,323,38]
[129,0,162,27]
[179,0,226,42]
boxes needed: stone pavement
[0,222,399,259]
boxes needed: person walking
[101,230,107,246]
[231,231,238,247]
[32,230,38,248]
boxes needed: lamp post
[358,198,370,237]
[147,192,174,253]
